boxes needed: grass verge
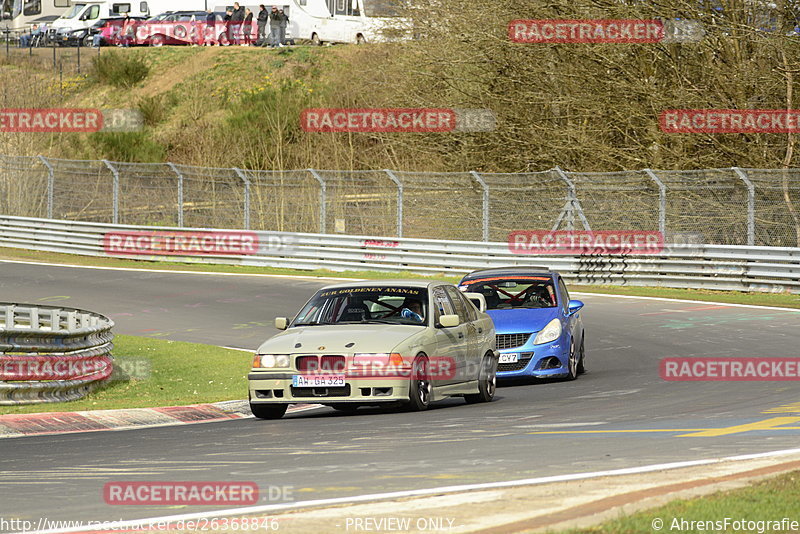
[0,335,252,415]
[2,246,799,309]
[562,469,800,533]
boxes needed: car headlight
[533,319,562,345]
[252,354,290,368]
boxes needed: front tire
[577,336,586,374]
[406,355,431,411]
[250,403,288,419]
[465,353,496,404]
[565,339,578,381]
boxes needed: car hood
[487,307,560,334]
[256,324,424,354]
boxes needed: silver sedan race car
[248,280,499,419]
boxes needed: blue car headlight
[533,318,561,345]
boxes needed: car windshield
[293,286,428,326]
[460,277,556,310]
[62,3,87,19]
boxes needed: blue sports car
[458,267,586,380]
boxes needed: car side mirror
[568,300,584,315]
[439,314,460,328]
[463,292,486,312]
[274,317,288,330]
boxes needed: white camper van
[3,0,71,31]
[288,0,404,44]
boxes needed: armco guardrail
[0,302,114,405]
[1,215,799,294]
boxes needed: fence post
[383,169,403,238]
[553,166,591,231]
[470,171,490,242]
[38,156,54,219]
[308,169,326,234]
[101,159,119,224]
[644,168,667,238]
[732,167,755,246]
[233,167,250,230]
[167,162,184,228]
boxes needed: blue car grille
[496,333,532,350]
[498,352,533,372]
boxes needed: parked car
[135,11,230,46]
[248,280,499,419]
[58,15,145,46]
[458,266,586,380]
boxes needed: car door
[430,285,465,387]
[443,285,475,384]
[557,277,579,352]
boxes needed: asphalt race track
[1,261,800,529]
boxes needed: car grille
[496,333,532,350]
[295,355,346,373]
[498,352,533,372]
[291,385,351,397]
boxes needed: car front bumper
[248,372,414,404]
[496,340,568,378]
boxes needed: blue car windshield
[460,277,556,310]
[293,286,429,326]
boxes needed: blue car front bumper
[496,339,569,378]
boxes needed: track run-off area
[1,260,799,530]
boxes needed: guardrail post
[732,167,755,246]
[470,171,490,242]
[644,168,667,237]
[384,169,403,237]
[38,155,54,219]
[101,160,119,224]
[553,167,591,231]
[308,169,327,234]
[167,162,184,228]
[233,168,251,230]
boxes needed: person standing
[204,9,216,46]
[230,2,245,45]
[223,8,232,45]
[268,5,281,47]
[243,8,253,45]
[257,5,268,46]
[278,7,288,46]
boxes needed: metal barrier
[1,215,798,294]
[0,301,114,405]
[2,155,800,247]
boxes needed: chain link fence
[1,154,799,246]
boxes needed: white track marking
[21,447,800,534]
[571,291,800,313]
[0,259,359,281]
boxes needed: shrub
[92,52,149,88]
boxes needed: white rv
[288,0,405,44]
[2,0,71,31]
